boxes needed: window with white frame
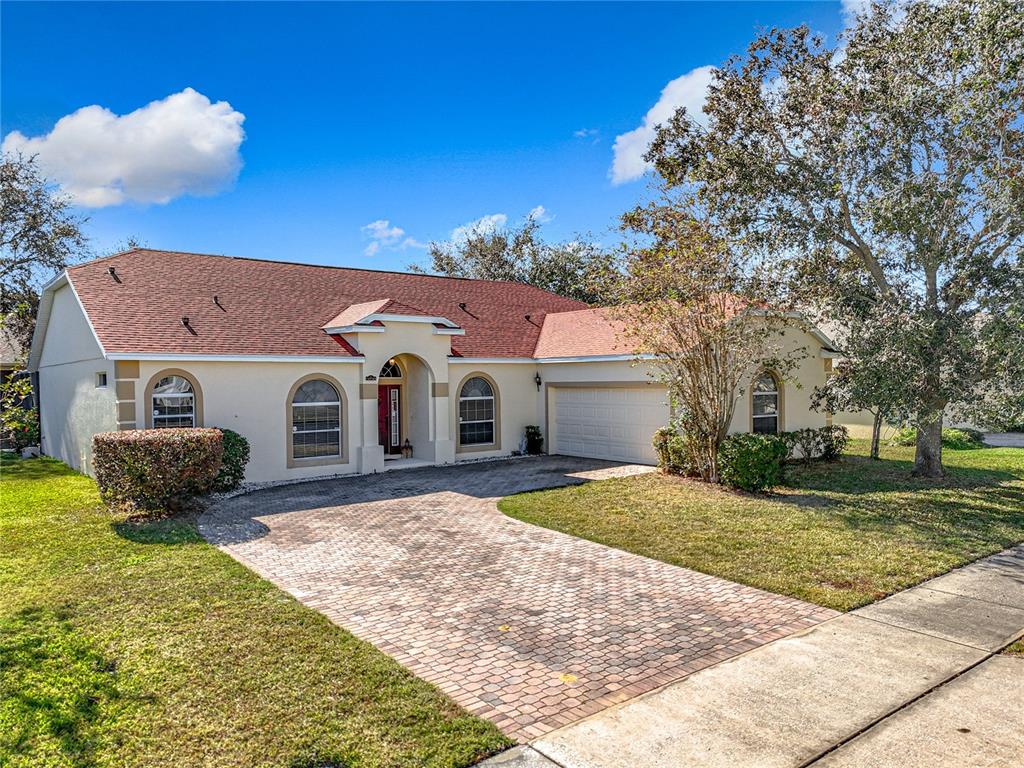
[95,372,108,388]
[751,373,780,434]
[459,376,495,446]
[291,379,341,459]
[151,375,195,428]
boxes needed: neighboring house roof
[533,307,634,358]
[0,322,23,368]
[61,249,588,359]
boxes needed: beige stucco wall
[134,360,363,482]
[36,305,843,481]
[37,285,116,473]
[448,362,541,459]
[730,328,830,434]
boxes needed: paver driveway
[199,456,835,740]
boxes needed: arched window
[751,372,780,434]
[151,375,196,428]
[459,376,495,446]
[379,359,402,379]
[291,379,341,459]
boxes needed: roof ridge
[77,248,585,295]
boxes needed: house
[29,248,837,481]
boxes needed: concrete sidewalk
[484,545,1024,767]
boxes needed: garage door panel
[553,386,669,465]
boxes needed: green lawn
[0,456,510,768]
[499,441,1024,612]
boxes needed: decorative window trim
[143,368,203,429]
[749,370,784,434]
[378,358,404,380]
[455,371,500,453]
[286,373,349,469]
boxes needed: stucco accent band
[117,401,137,423]
[115,360,139,379]
[431,382,449,398]
[115,380,135,400]
[360,383,378,400]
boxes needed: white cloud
[841,0,871,26]
[573,127,600,143]
[1,88,245,207]
[610,65,715,185]
[450,213,508,244]
[527,205,552,223]
[360,219,425,257]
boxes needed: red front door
[378,384,401,454]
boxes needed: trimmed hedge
[718,433,789,492]
[213,428,251,491]
[780,425,849,462]
[93,428,224,512]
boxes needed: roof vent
[458,302,467,311]
[524,314,531,322]
[181,316,197,336]
[213,295,225,311]
[107,266,122,283]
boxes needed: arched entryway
[376,354,435,461]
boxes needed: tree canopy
[411,212,617,304]
[646,0,1024,476]
[1,154,88,351]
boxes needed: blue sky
[2,1,846,271]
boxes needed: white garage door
[553,386,669,465]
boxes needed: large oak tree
[646,0,1023,476]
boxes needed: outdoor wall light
[534,372,542,391]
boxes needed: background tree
[616,199,804,482]
[412,211,617,304]
[811,315,915,459]
[1,154,88,349]
[646,0,1024,477]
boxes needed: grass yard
[499,441,1024,612]
[0,456,510,768]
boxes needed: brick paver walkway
[199,456,836,740]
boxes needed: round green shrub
[941,428,985,450]
[890,426,986,449]
[92,428,223,512]
[819,425,850,461]
[718,433,789,492]
[213,428,251,491]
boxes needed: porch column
[358,381,385,473]
[431,381,455,464]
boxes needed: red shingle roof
[67,249,588,358]
[533,307,634,358]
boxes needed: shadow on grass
[112,518,203,546]
[779,454,1024,554]
[786,454,1021,495]
[0,606,148,765]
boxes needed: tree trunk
[870,411,882,460]
[912,413,944,478]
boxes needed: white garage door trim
[549,383,669,465]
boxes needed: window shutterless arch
[286,373,349,468]
[455,372,500,453]
[143,368,204,429]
